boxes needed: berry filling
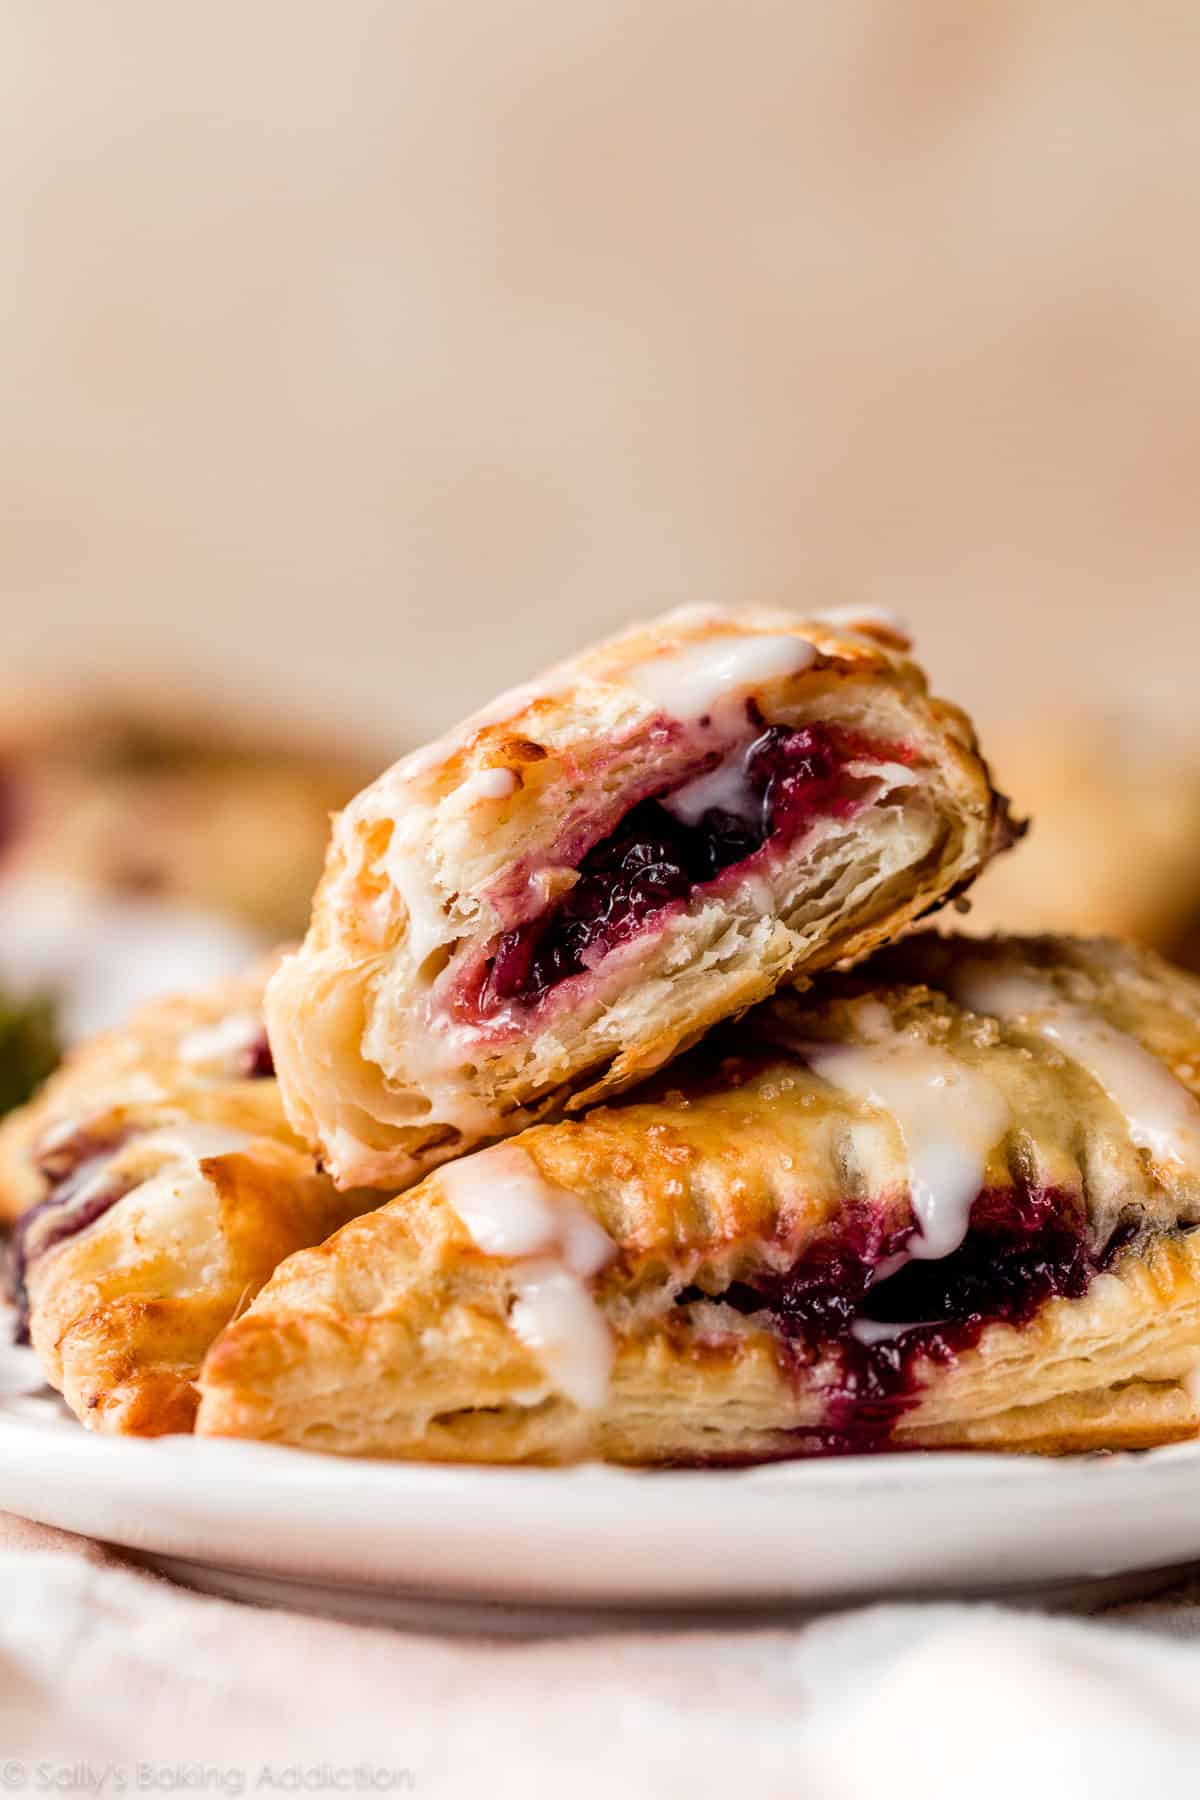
[244,1030,275,1080]
[479,722,904,1015]
[676,1185,1136,1459]
[6,1124,135,1343]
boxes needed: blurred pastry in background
[0,697,374,938]
[0,696,378,1057]
[0,957,371,1432]
[959,716,1200,970]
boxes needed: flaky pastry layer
[268,607,1012,1190]
[1,959,373,1433]
[200,935,1200,1463]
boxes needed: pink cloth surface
[4,1514,1200,1798]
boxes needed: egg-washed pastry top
[267,605,1014,1191]
[200,934,1200,1464]
[0,958,370,1435]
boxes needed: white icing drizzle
[440,1145,616,1408]
[382,834,451,968]
[137,1121,256,1163]
[849,1316,942,1347]
[454,767,519,807]
[382,1005,507,1141]
[952,963,1200,1170]
[845,758,916,790]
[661,747,760,827]
[59,1152,124,1214]
[627,634,816,723]
[508,1263,616,1412]
[178,1012,263,1079]
[663,745,916,833]
[806,1029,1009,1261]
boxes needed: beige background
[2,1,1198,754]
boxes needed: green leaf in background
[0,991,60,1118]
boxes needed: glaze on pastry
[199,934,1200,1463]
[267,607,1013,1190]
[0,959,371,1434]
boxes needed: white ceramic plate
[3,1339,1200,1628]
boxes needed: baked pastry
[198,933,1200,1463]
[963,715,1200,969]
[1,959,371,1434]
[267,606,1014,1190]
[0,696,373,940]
[0,695,377,1049]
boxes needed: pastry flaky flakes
[0,958,373,1434]
[267,606,1015,1192]
[198,935,1200,1465]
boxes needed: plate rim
[5,1397,1200,1609]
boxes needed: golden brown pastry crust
[267,607,1013,1191]
[1,959,372,1434]
[198,934,1200,1464]
[0,960,283,1224]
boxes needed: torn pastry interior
[199,935,1200,1464]
[0,958,372,1434]
[266,607,1014,1190]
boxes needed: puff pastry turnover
[267,607,1013,1190]
[1,960,370,1434]
[0,697,373,939]
[199,935,1200,1463]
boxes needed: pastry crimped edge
[267,605,1015,1191]
[1,959,374,1434]
[28,1135,367,1436]
[196,1226,1200,1462]
[199,935,1200,1465]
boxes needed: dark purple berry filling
[243,1031,275,1080]
[7,1125,134,1344]
[479,723,902,1014]
[676,1185,1138,1458]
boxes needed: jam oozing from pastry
[244,1030,276,1079]
[480,723,905,1013]
[7,1126,136,1343]
[8,1117,257,1344]
[677,1185,1127,1458]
